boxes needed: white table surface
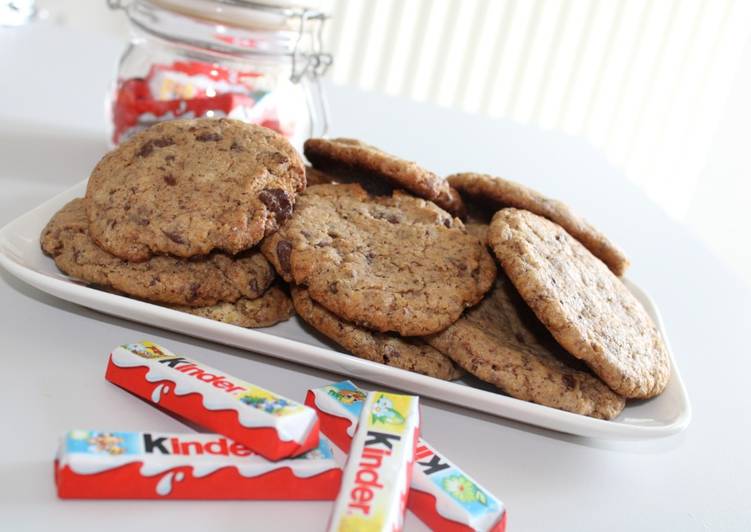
[1,24,750,532]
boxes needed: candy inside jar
[107,0,332,151]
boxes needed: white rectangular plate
[0,181,690,440]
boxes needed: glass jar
[106,0,332,151]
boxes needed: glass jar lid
[149,0,329,31]
[108,0,332,81]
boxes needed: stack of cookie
[277,138,670,420]
[41,118,303,328]
[40,119,671,422]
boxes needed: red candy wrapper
[327,391,420,532]
[105,342,319,461]
[111,61,292,144]
[55,430,341,500]
[308,381,507,532]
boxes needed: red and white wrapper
[111,61,293,145]
[327,391,420,532]
[105,342,319,461]
[307,381,507,532]
[55,430,341,499]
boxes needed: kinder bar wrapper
[327,391,420,532]
[105,342,318,461]
[307,381,507,532]
[55,430,341,499]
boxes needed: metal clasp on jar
[289,7,332,83]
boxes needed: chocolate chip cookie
[262,184,496,336]
[174,285,294,328]
[305,165,338,186]
[464,222,489,247]
[291,286,461,380]
[86,118,305,261]
[426,273,625,419]
[304,138,465,216]
[41,198,275,307]
[488,208,670,398]
[449,172,629,275]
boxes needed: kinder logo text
[347,431,401,516]
[157,357,246,393]
[414,444,450,476]
[143,434,252,457]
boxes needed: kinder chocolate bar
[327,391,420,532]
[307,381,507,532]
[105,342,318,461]
[55,430,341,499]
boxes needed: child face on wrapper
[89,433,125,455]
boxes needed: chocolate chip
[250,279,258,294]
[165,155,175,162]
[443,218,451,228]
[261,151,290,166]
[136,218,150,226]
[276,240,292,273]
[230,141,244,152]
[188,282,200,301]
[328,282,338,294]
[563,374,576,390]
[383,346,400,361]
[514,332,525,344]
[195,132,222,142]
[162,230,185,244]
[259,188,292,223]
[372,210,400,224]
[163,174,177,186]
[136,137,174,157]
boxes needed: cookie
[262,184,496,336]
[291,286,461,380]
[86,118,305,261]
[464,222,489,246]
[488,208,670,398]
[426,273,625,419]
[305,165,337,186]
[304,138,465,216]
[173,285,294,328]
[448,172,629,275]
[41,198,275,307]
